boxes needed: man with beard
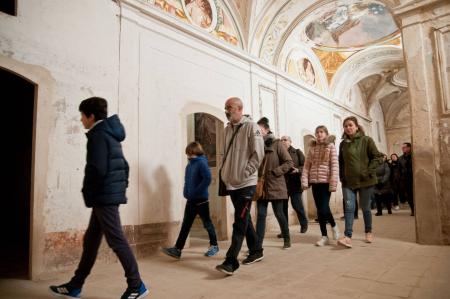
[215,97,265,275]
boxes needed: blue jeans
[343,186,374,238]
[283,191,308,227]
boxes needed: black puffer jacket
[374,161,392,195]
[284,146,305,193]
[82,114,129,207]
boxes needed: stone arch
[330,45,404,103]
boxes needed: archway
[0,68,35,278]
[186,112,228,241]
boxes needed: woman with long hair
[338,116,382,248]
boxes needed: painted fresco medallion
[286,54,317,87]
[182,0,218,32]
[302,0,398,50]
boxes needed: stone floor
[1,209,450,299]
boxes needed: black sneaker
[300,225,308,233]
[162,247,181,259]
[215,263,236,275]
[49,283,81,298]
[276,233,282,238]
[120,282,149,299]
[242,252,264,265]
[283,239,291,250]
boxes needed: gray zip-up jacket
[220,115,265,190]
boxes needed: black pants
[375,193,393,214]
[69,205,141,289]
[225,186,258,268]
[283,191,308,227]
[312,184,336,237]
[175,200,218,250]
[256,200,289,249]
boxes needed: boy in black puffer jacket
[50,97,148,299]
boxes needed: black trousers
[225,186,258,268]
[175,201,218,250]
[375,193,393,214]
[69,205,141,289]
[312,184,336,237]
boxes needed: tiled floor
[1,209,449,299]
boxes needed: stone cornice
[393,0,447,17]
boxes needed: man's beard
[225,112,231,120]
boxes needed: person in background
[249,117,293,256]
[374,154,393,216]
[162,141,219,259]
[278,135,308,237]
[388,153,401,210]
[398,143,414,216]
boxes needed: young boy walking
[49,97,148,299]
[162,141,219,259]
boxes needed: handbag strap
[220,123,243,169]
[259,156,267,178]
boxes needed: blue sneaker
[204,245,219,257]
[49,283,81,298]
[121,282,149,299]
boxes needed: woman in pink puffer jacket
[301,125,340,246]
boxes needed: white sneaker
[394,205,400,211]
[315,236,329,247]
[332,225,341,240]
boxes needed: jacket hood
[189,155,207,163]
[227,114,254,126]
[89,114,126,142]
[310,135,336,146]
[264,132,276,149]
[342,131,365,141]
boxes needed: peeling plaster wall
[369,101,388,154]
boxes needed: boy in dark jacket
[162,141,219,259]
[49,97,148,299]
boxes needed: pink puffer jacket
[301,135,339,191]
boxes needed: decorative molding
[433,25,450,115]
[258,84,279,135]
[393,0,445,16]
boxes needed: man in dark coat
[280,136,308,234]
[399,142,414,216]
[50,97,148,299]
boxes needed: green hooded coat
[338,132,382,189]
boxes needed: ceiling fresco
[301,0,399,50]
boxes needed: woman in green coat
[337,116,382,248]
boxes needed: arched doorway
[186,113,228,240]
[0,68,35,278]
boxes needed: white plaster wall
[0,0,120,233]
[369,101,388,154]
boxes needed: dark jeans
[69,205,141,289]
[312,184,336,237]
[399,182,414,213]
[225,186,258,267]
[175,200,218,250]
[375,193,393,214]
[256,200,289,249]
[283,191,308,227]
